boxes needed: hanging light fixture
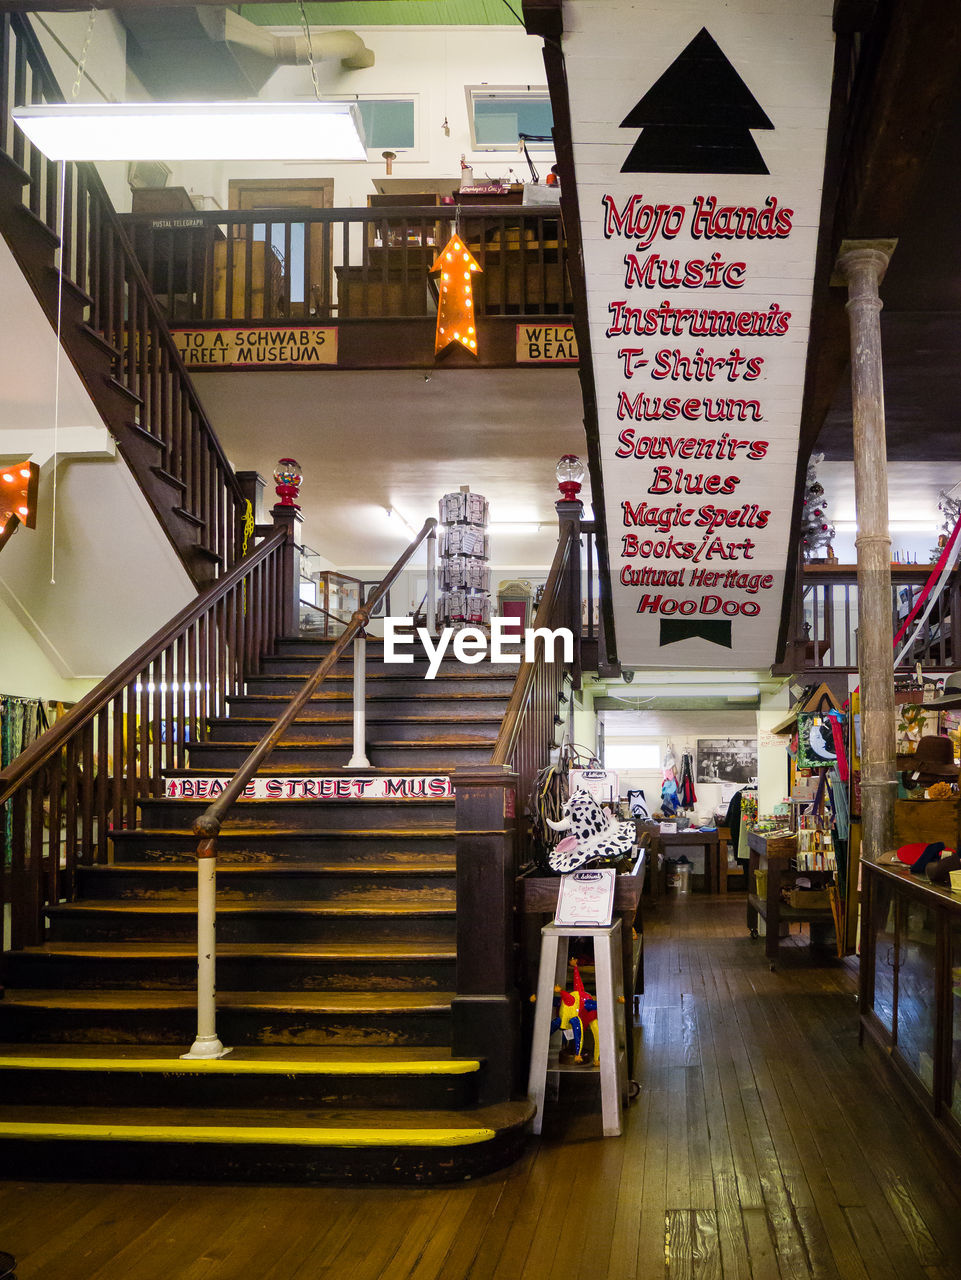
[12,101,367,162]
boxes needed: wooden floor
[3,893,961,1279]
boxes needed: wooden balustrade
[0,14,246,579]
[120,205,573,324]
[0,527,290,966]
[451,506,587,1098]
[777,559,961,673]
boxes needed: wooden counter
[860,859,961,1164]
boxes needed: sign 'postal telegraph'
[564,0,834,667]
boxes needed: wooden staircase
[0,636,533,1183]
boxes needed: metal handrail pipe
[192,517,437,845]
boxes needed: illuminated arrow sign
[431,235,482,357]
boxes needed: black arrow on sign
[659,618,733,649]
[620,28,773,175]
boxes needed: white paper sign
[554,868,616,927]
[164,775,453,800]
[570,768,619,803]
[565,0,835,667]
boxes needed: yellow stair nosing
[0,1121,495,1148]
[0,1055,480,1077]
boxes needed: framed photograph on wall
[696,738,758,785]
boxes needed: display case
[308,571,363,637]
[860,860,961,1153]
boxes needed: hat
[922,671,961,709]
[926,850,960,884]
[895,735,958,777]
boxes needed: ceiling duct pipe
[222,9,376,76]
[122,7,374,100]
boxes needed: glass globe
[274,457,303,509]
[556,454,584,501]
[274,458,303,489]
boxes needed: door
[228,179,335,318]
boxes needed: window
[466,86,554,151]
[357,98,416,151]
[603,743,661,770]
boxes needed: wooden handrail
[193,518,437,848]
[490,521,576,768]
[0,528,286,806]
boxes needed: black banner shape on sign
[620,27,773,174]
[660,619,733,648]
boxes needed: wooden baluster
[243,222,254,321]
[283,219,293,318]
[198,613,210,743]
[0,15,11,157]
[46,754,62,913]
[123,681,137,833]
[28,778,44,944]
[12,33,25,170]
[10,789,26,949]
[176,633,187,772]
[111,694,124,842]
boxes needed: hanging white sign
[563,0,835,667]
[164,775,453,800]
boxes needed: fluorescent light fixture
[490,522,543,534]
[11,101,367,162]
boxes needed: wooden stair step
[13,940,457,961]
[0,1100,534,1182]
[78,863,456,899]
[0,989,454,1013]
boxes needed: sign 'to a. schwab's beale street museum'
[565,0,834,668]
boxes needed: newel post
[452,765,521,1104]
[271,504,304,635]
[555,498,583,685]
[834,242,897,864]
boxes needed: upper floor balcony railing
[121,205,574,328]
[778,560,960,674]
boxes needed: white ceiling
[193,365,591,570]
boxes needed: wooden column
[835,242,897,864]
[235,470,266,525]
[452,765,520,1104]
[270,504,303,636]
[555,498,583,685]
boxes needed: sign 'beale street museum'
[564,0,834,667]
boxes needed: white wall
[29,10,132,209]
[166,25,553,213]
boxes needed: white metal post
[347,632,371,767]
[181,855,231,1060]
[427,527,437,634]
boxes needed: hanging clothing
[678,752,697,809]
[1,695,47,865]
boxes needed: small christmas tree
[800,453,835,560]
[931,489,961,562]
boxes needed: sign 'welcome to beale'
[563,0,834,667]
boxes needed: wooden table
[660,829,721,893]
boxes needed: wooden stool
[528,921,630,1137]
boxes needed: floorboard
[5,895,961,1278]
